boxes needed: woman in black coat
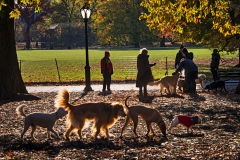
[210,49,220,81]
[136,48,156,96]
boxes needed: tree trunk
[160,36,166,47]
[0,0,28,99]
[25,26,31,49]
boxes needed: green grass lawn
[17,48,239,83]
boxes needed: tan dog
[177,74,206,91]
[120,96,166,137]
[195,74,206,89]
[148,72,180,95]
[16,104,68,141]
[54,89,126,140]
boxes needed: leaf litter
[0,88,239,159]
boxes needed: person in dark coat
[182,48,193,60]
[174,57,198,93]
[101,51,113,92]
[175,45,185,69]
[136,48,156,96]
[210,49,220,81]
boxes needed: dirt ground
[0,89,239,159]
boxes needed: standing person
[210,49,220,81]
[101,51,113,93]
[174,57,198,93]
[175,45,185,69]
[181,47,193,60]
[136,48,156,96]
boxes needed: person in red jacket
[101,51,113,93]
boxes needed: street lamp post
[81,3,92,92]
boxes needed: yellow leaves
[0,0,6,11]
[9,9,20,19]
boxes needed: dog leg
[77,129,83,139]
[132,116,139,137]
[145,122,154,136]
[190,127,193,133]
[93,121,101,139]
[120,116,130,137]
[223,86,227,92]
[200,82,204,89]
[30,125,37,140]
[104,127,109,139]
[187,127,190,134]
[48,128,60,140]
[47,130,51,139]
[77,121,85,139]
[21,124,31,141]
[64,125,75,140]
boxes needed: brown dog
[54,89,126,140]
[120,96,166,137]
[148,72,180,95]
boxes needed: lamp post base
[84,86,93,92]
[84,65,93,92]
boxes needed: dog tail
[55,88,73,110]
[125,96,131,109]
[148,80,161,86]
[16,104,27,118]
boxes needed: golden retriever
[148,72,180,95]
[16,104,68,141]
[177,74,206,91]
[120,96,166,137]
[54,89,126,140]
[196,74,206,89]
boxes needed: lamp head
[81,3,91,19]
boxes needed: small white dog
[16,104,68,141]
[168,115,202,134]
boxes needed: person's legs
[107,75,111,91]
[188,71,197,93]
[102,74,107,91]
[211,68,218,81]
[139,86,143,96]
[144,85,147,96]
[184,73,191,92]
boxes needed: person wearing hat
[101,51,113,93]
[136,48,156,96]
[175,45,185,69]
[210,49,220,81]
